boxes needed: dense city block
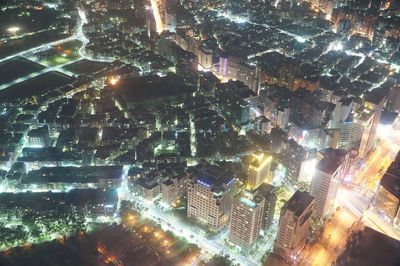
[1,0,400,265]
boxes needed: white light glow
[7,26,20,33]
[109,77,119,85]
[298,158,318,183]
[296,36,306,43]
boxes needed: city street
[299,124,400,265]
[300,188,359,266]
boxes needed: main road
[299,123,400,265]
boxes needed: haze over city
[1,0,400,265]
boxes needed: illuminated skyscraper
[275,191,314,259]
[187,163,236,231]
[256,183,277,230]
[310,149,346,220]
[247,154,272,189]
[229,190,265,247]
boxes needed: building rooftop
[317,148,347,174]
[285,190,314,217]
[255,183,276,199]
[163,179,174,186]
[190,163,235,192]
[239,190,264,208]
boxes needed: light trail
[150,0,164,33]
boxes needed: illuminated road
[141,201,259,266]
[300,124,400,264]
[354,124,400,190]
[216,11,310,42]
[117,186,259,266]
[77,8,114,62]
[0,59,80,91]
[0,36,75,63]
[300,187,359,266]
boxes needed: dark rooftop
[285,190,314,217]
[190,162,235,192]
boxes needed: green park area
[39,40,83,67]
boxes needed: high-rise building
[161,173,186,206]
[310,148,346,220]
[214,81,251,128]
[339,109,374,160]
[247,153,272,189]
[373,151,400,228]
[387,77,400,113]
[165,0,177,32]
[329,98,353,129]
[275,191,314,259]
[280,139,310,183]
[256,183,277,230]
[229,190,265,247]
[237,62,260,95]
[363,90,385,156]
[187,162,236,231]
[176,49,199,88]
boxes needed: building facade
[187,163,236,231]
[275,191,314,259]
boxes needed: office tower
[229,190,265,247]
[310,149,346,220]
[256,183,277,230]
[363,91,385,157]
[329,98,353,129]
[338,109,374,161]
[374,151,400,228]
[280,139,309,183]
[165,0,177,32]
[187,162,236,232]
[247,154,272,189]
[275,191,314,259]
[387,77,400,113]
[161,173,186,206]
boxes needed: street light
[7,26,20,37]
[109,77,119,86]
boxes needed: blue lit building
[187,162,236,231]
